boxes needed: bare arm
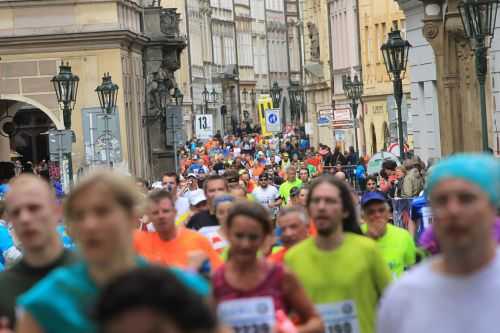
[282,269,324,333]
[16,312,44,333]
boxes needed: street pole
[475,42,489,151]
[104,114,112,168]
[351,100,359,157]
[63,105,74,184]
[393,73,405,160]
[57,131,64,186]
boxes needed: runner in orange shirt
[134,190,222,271]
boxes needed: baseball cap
[189,192,207,206]
[187,173,197,179]
[290,187,301,197]
[361,191,386,207]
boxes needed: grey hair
[277,206,309,225]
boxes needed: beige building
[358,0,411,155]
[303,0,334,148]
[0,0,148,178]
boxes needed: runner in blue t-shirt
[0,223,15,270]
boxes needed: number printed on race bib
[218,297,275,333]
[316,300,360,333]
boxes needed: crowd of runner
[0,131,498,333]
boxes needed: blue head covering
[426,153,499,206]
[213,194,236,210]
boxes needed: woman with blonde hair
[16,169,209,333]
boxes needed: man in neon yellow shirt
[285,176,391,333]
[360,191,416,277]
[279,166,302,206]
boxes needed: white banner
[195,114,214,139]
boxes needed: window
[251,0,265,20]
[238,33,253,66]
[224,37,236,65]
[213,35,223,65]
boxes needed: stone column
[421,0,492,154]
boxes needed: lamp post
[381,29,411,159]
[171,87,184,172]
[458,0,500,151]
[202,86,218,114]
[289,82,306,125]
[51,62,79,184]
[270,81,283,131]
[95,73,119,167]
[270,81,283,108]
[342,74,363,157]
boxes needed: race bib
[218,297,275,333]
[421,207,433,229]
[316,301,360,333]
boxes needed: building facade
[398,0,500,158]
[395,0,440,162]
[0,0,148,177]
[303,0,334,148]
[328,0,364,154]
[358,0,411,155]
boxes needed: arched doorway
[370,123,377,155]
[0,99,56,167]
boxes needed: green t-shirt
[284,234,391,333]
[360,223,416,278]
[279,179,302,205]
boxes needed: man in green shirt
[279,166,302,206]
[0,175,77,330]
[285,176,391,333]
[360,191,416,277]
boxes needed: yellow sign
[257,95,274,137]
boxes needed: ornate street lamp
[288,82,304,125]
[242,88,248,105]
[95,73,119,114]
[342,74,364,156]
[458,0,500,151]
[201,86,218,114]
[211,88,218,103]
[381,29,411,159]
[173,87,184,105]
[250,89,256,105]
[270,81,282,108]
[95,73,119,167]
[51,62,79,130]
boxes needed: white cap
[151,181,163,189]
[189,192,207,206]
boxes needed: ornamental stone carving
[307,22,320,62]
[422,22,439,40]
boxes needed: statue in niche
[307,22,320,62]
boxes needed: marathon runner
[134,190,222,270]
[187,175,228,230]
[268,207,309,263]
[95,266,217,333]
[0,175,76,330]
[360,191,416,278]
[279,166,302,206]
[16,170,209,333]
[377,153,500,333]
[198,194,236,254]
[212,201,323,333]
[285,176,391,333]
